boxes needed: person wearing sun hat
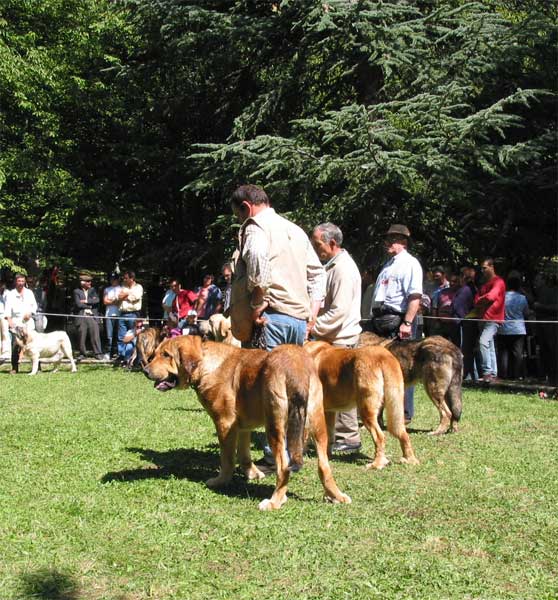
[73,271,106,360]
[367,223,423,423]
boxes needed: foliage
[1,365,557,598]
[0,0,555,279]
[187,0,557,272]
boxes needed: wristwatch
[402,319,412,326]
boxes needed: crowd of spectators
[0,267,225,372]
[0,253,556,383]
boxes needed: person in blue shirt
[496,272,529,379]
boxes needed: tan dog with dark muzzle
[143,336,351,511]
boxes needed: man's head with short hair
[231,185,270,223]
[14,273,26,291]
[122,271,136,287]
[480,257,496,281]
[311,223,343,263]
[222,263,232,284]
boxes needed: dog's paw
[205,475,231,488]
[324,493,352,505]
[366,456,390,470]
[244,465,266,481]
[258,495,288,511]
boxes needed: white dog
[14,326,77,375]
[207,313,241,346]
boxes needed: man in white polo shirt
[5,273,38,374]
[368,224,423,422]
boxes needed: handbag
[371,313,402,338]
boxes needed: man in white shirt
[309,223,363,453]
[117,270,143,363]
[367,224,423,422]
[5,273,38,374]
[103,273,122,357]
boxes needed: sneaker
[331,441,362,454]
[96,354,110,361]
[9,369,17,375]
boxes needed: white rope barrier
[361,314,557,324]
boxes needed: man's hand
[305,320,315,340]
[251,300,268,327]
[118,289,129,300]
[398,322,412,339]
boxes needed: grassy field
[1,364,557,600]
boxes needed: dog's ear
[219,317,232,340]
[174,336,202,383]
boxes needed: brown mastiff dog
[359,332,463,435]
[304,341,419,470]
[143,336,351,511]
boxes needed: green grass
[1,365,557,600]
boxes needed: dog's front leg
[206,420,238,488]
[237,430,265,481]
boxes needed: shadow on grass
[18,568,79,600]
[101,446,285,500]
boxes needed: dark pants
[497,335,525,379]
[78,317,102,356]
[11,333,20,372]
[461,320,481,380]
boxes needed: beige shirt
[120,282,143,313]
[240,207,325,320]
[313,249,362,346]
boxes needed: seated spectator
[169,310,202,338]
[497,271,529,379]
[120,318,146,369]
[195,274,222,320]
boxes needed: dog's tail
[286,388,308,472]
[383,359,407,438]
[446,348,463,425]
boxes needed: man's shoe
[331,441,362,454]
[404,418,412,426]
[9,369,17,375]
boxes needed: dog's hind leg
[237,430,265,481]
[29,354,39,375]
[259,418,291,511]
[358,391,389,470]
[383,377,419,465]
[206,419,238,489]
[61,340,77,372]
[423,370,452,435]
[309,403,352,505]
